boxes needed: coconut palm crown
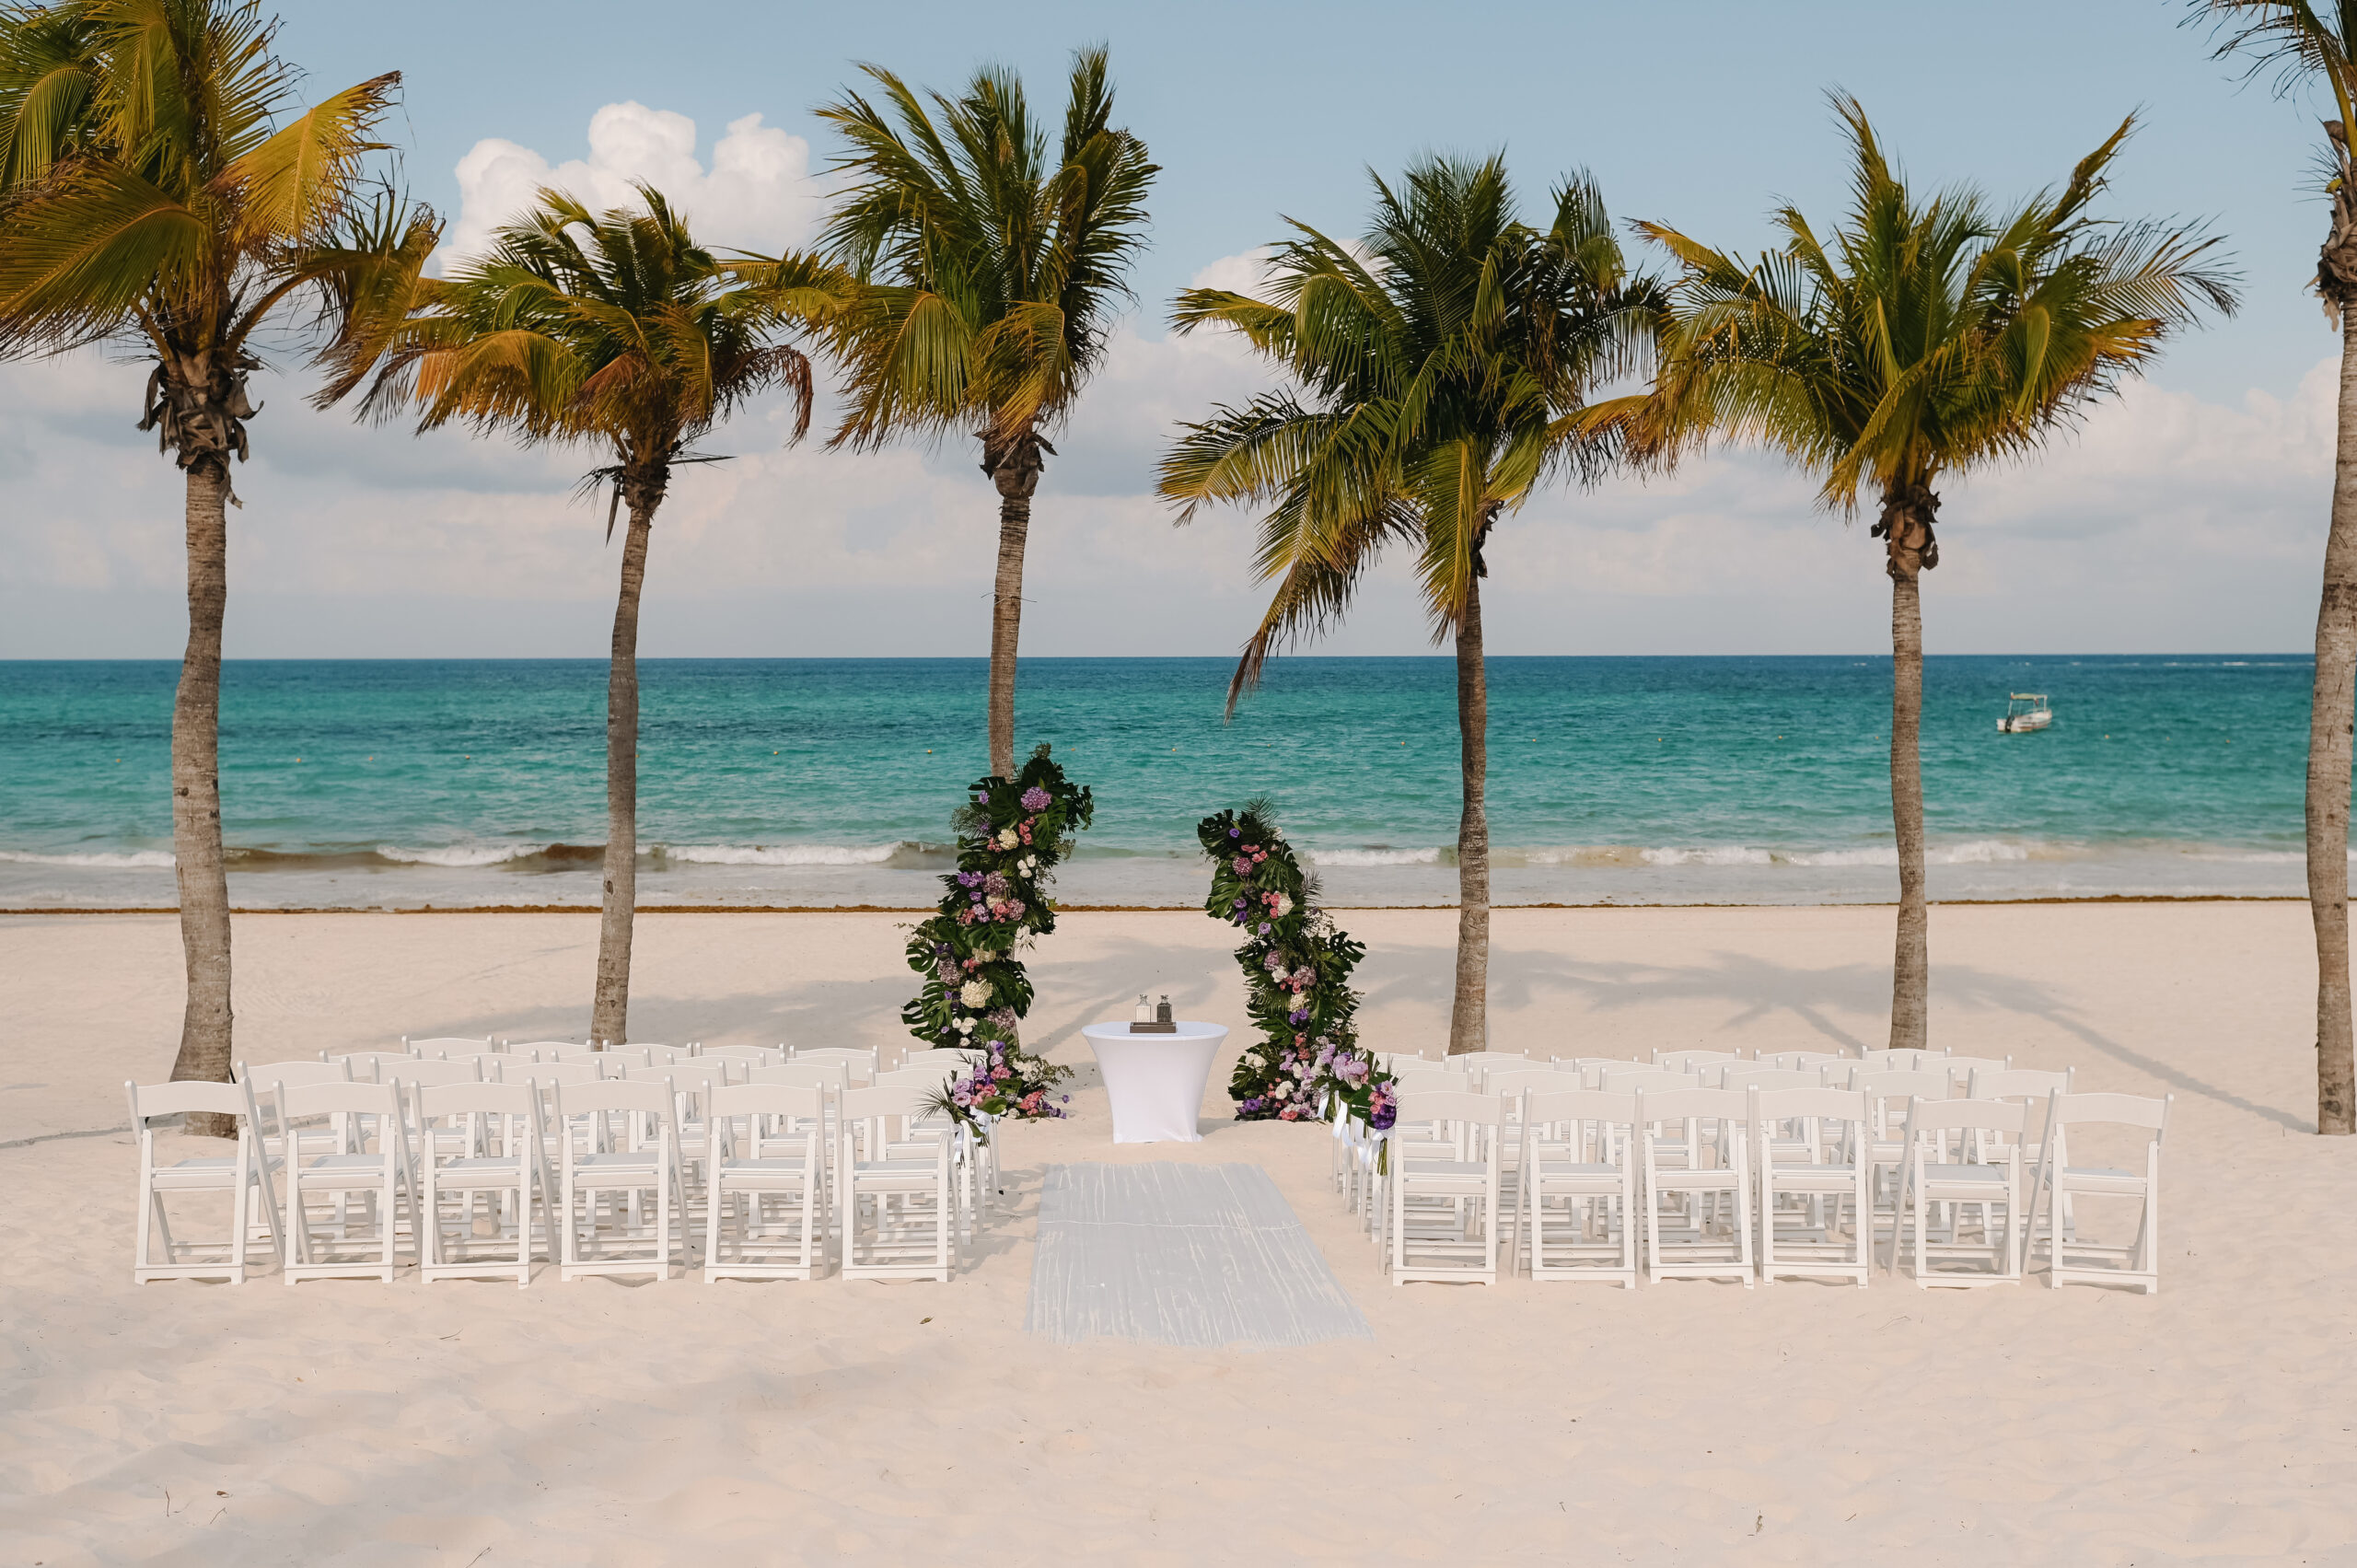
[0,0,435,1126]
[1625,94,2235,1051]
[345,187,815,1046]
[815,47,1155,778]
[1160,155,1660,1053]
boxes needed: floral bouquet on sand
[1197,801,1393,1128]
[903,746,1092,1134]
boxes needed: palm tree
[815,48,1155,778]
[2191,3,2357,1133]
[1159,156,1657,1054]
[345,188,814,1046]
[0,0,435,1130]
[1630,96,2235,1052]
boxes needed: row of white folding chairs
[1367,1084,2165,1293]
[238,1050,984,1225]
[1349,1061,2073,1237]
[127,1074,972,1287]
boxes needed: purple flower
[1259,922,1272,935]
[1229,827,1241,839]
[1021,786,1051,812]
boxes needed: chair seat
[293,1154,396,1188]
[2055,1165,2146,1195]
[431,1156,532,1188]
[1921,1163,2010,1186]
[152,1155,281,1189]
[848,1158,945,1191]
[1768,1164,1861,1192]
[1651,1167,1742,1191]
[569,1153,665,1179]
[716,1157,816,1185]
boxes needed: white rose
[955,1016,975,1033]
[959,980,992,1008]
[997,829,1019,849]
[1272,893,1295,918]
[1275,1079,1295,1096]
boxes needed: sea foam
[0,848,174,868]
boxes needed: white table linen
[1081,1021,1229,1144]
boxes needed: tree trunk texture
[1876,481,1939,1054]
[591,499,656,1048]
[2308,304,2357,1134]
[988,486,1030,783]
[1887,570,1929,1052]
[167,460,236,1136]
[1448,573,1491,1055]
[981,427,1051,781]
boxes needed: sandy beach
[1,900,2351,1564]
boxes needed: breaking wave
[0,848,175,868]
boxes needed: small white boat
[1998,692,2052,734]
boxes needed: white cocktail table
[1080,1021,1230,1144]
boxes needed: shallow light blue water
[0,655,2328,907]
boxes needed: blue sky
[0,0,2343,657]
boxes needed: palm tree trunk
[167,460,236,1136]
[988,485,1030,781]
[2308,306,2357,1135]
[1448,575,1491,1055]
[591,501,656,1048]
[1888,568,1929,1053]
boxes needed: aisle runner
[1024,1162,1372,1349]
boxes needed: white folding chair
[2029,1092,2169,1294]
[549,1078,687,1282]
[1654,1049,1745,1073]
[1937,1054,2013,1086]
[379,1058,488,1165]
[505,1040,586,1060]
[795,1046,879,1080]
[836,1086,955,1282]
[125,1079,283,1283]
[277,1079,415,1284]
[1759,1051,1851,1071]
[1387,1090,1504,1286]
[235,1058,353,1168]
[405,1035,494,1058]
[697,1044,780,1068]
[703,1083,830,1282]
[1519,1088,1638,1287]
[322,1049,416,1081]
[1452,1051,1531,1087]
[1752,1086,1872,1287]
[1853,1068,1956,1234]
[415,1080,549,1288]
[1635,1087,1753,1286]
[1887,1098,2027,1288]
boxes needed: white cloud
[0,207,2340,659]
[443,102,824,265]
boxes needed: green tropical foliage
[1160,154,1659,1051]
[0,0,434,1117]
[346,187,816,1045]
[814,47,1155,777]
[1626,94,2235,1050]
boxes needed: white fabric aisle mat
[1023,1162,1373,1350]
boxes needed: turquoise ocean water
[0,656,2333,909]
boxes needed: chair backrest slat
[1749,1086,1870,1124]
[2048,1090,2170,1132]
[1899,1096,2027,1136]
[1394,1089,1504,1126]
[752,1062,850,1089]
[277,1079,401,1120]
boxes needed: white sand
[4,901,2353,1563]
